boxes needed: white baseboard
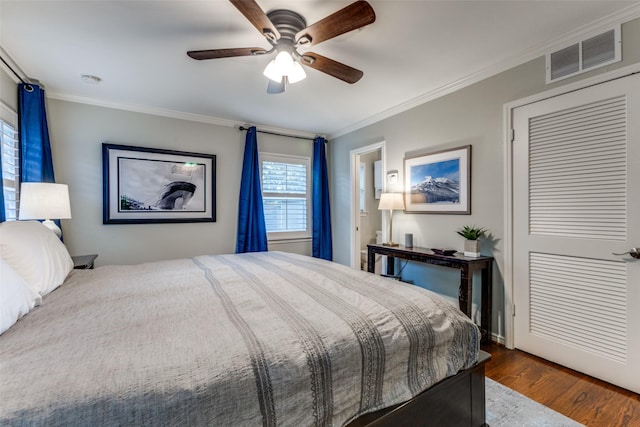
[490,332,505,345]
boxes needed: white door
[513,73,640,393]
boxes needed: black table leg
[367,247,375,273]
[458,266,473,318]
[386,256,395,276]
[481,264,492,343]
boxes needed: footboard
[349,350,491,427]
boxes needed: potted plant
[457,225,487,257]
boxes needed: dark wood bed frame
[348,350,491,427]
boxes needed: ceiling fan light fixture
[274,51,294,75]
[288,61,306,83]
[263,59,283,82]
[263,51,306,84]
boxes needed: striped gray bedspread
[0,251,479,426]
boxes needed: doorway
[350,142,385,270]
[511,73,639,393]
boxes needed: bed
[0,221,488,426]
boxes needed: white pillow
[1,257,41,335]
[0,221,74,296]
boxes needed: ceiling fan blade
[229,0,280,42]
[267,78,286,94]
[187,47,267,60]
[295,1,375,47]
[300,53,363,84]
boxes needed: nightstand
[72,254,98,270]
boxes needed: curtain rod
[239,125,318,141]
[0,54,31,87]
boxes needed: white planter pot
[464,239,480,257]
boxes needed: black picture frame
[102,143,216,224]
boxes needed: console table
[367,244,493,343]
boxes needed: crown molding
[329,3,640,139]
[0,46,32,84]
[47,92,239,127]
[46,92,318,139]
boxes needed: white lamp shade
[287,61,307,83]
[378,193,405,211]
[19,183,72,220]
[273,51,294,74]
[263,59,283,82]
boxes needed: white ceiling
[1,1,638,137]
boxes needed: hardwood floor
[482,342,640,427]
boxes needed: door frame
[350,141,386,269]
[503,63,640,349]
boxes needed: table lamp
[18,183,72,238]
[378,192,405,247]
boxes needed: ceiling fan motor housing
[266,9,307,44]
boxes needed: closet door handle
[612,248,640,259]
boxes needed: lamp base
[382,242,399,247]
[42,219,62,239]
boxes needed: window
[261,153,311,240]
[1,103,19,221]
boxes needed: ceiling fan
[187,0,376,94]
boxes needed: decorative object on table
[18,183,71,238]
[378,192,405,247]
[457,225,487,257]
[404,145,471,214]
[431,248,457,256]
[102,143,216,224]
[405,233,413,248]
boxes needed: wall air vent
[546,26,621,83]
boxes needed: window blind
[261,158,309,235]
[1,118,19,221]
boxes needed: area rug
[486,378,585,426]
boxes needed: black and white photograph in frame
[102,143,216,224]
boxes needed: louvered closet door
[513,73,640,393]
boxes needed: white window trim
[0,101,17,126]
[260,152,312,241]
[1,101,19,221]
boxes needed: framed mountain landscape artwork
[404,145,471,214]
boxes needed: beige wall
[329,17,640,340]
[2,94,313,266]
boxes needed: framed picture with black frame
[403,145,471,214]
[102,143,216,224]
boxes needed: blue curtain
[236,126,268,253]
[312,137,332,260]
[19,83,55,183]
[18,83,61,231]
